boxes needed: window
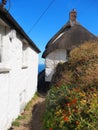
[66,49,71,60]
[22,43,28,68]
[0,25,3,63]
[0,24,10,72]
[0,34,2,62]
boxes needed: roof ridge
[0,7,40,53]
[45,21,80,49]
[42,23,96,58]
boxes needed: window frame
[0,24,10,73]
[22,42,28,69]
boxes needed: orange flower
[72,99,77,104]
[50,128,53,130]
[64,117,69,122]
[67,102,71,106]
[76,121,79,125]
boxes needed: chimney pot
[1,0,7,7]
[69,9,77,26]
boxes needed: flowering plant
[43,41,98,130]
[43,85,98,130]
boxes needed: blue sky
[4,0,98,64]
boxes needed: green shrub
[43,41,98,130]
[43,85,98,130]
[12,120,20,127]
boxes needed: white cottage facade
[45,49,68,81]
[0,7,40,130]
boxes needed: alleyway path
[10,95,46,130]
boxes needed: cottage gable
[42,10,96,58]
[42,10,97,82]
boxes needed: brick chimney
[69,9,77,26]
[0,0,7,7]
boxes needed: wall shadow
[37,70,51,96]
[29,99,46,130]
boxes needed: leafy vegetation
[52,41,98,88]
[43,41,98,130]
[43,85,98,130]
[12,115,26,127]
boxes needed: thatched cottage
[0,5,40,130]
[42,9,96,82]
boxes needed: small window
[0,25,10,72]
[0,33,2,62]
[22,43,28,68]
[0,25,3,63]
[66,49,71,60]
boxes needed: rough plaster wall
[45,49,67,82]
[0,26,38,130]
[0,73,9,130]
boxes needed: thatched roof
[42,21,96,58]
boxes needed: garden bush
[51,41,98,88]
[43,85,98,130]
[43,41,98,130]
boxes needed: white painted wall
[45,49,68,82]
[0,23,38,130]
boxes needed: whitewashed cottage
[0,6,40,130]
[42,9,96,82]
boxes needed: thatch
[42,22,96,58]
